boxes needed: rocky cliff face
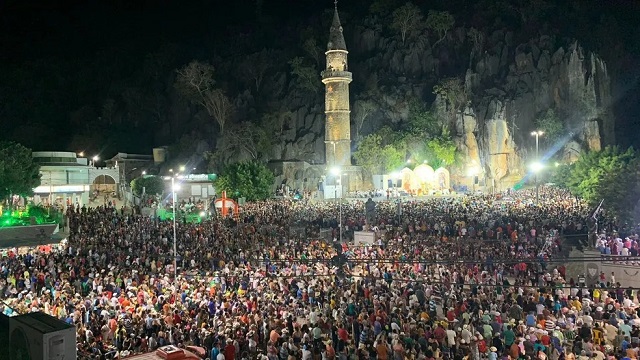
[460,35,613,186]
[238,24,614,189]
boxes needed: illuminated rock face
[451,41,613,189]
[323,8,352,167]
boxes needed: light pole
[391,172,401,224]
[331,167,343,243]
[165,176,181,280]
[172,177,178,279]
[531,131,544,204]
[530,161,544,204]
[468,166,479,194]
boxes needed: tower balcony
[321,70,352,83]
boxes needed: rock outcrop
[220,24,614,190]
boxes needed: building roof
[12,312,73,334]
[109,152,153,161]
[327,7,347,51]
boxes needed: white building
[32,151,120,207]
[165,174,217,202]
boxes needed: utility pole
[531,131,544,204]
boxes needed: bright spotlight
[179,165,186,172]
[199,211,206,217]
[92,155,99,161]
[530,161,544,173]
[330,167,340,176]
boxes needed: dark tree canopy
[0,142,41,202]
[214,161,274,202]
[552,146,640,220]
[130,175,165,197]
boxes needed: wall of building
[564,249,640,288]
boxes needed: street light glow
[530,161,544,173]
[142,171,146,175]
[179,165,186,172]
[467,166,480,177]
[172,184,180,191]
[330,167,340,176]
[531,130,544,136]
[92,155,99,161]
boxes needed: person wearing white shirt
[446,328,456,347]
[301,345,312,360]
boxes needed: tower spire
[323,2,352,167]
[327,1,347,51]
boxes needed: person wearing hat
[324,339,336,359]
[488,346,498,360]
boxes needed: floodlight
[530,161,544,173]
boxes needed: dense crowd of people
[1,186,640,360]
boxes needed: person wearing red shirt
[224,342,236,360]
[338,325,349,342]
[434,324,446,345]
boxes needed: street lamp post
[391,172,401,224]
[171,177,177,279]
[531,131,544,204]
[170,176,179,279]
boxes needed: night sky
[1,0,639,153]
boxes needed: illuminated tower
[322,4,352,167]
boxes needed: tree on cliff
[290,57,320,93]
[354,132,405,175]
[426,135,459,169]
[408,100,441,136]
[391,2,424,45]
[238,49,275,94]
[214,161,274,202]
[425,10,455,47]
[535,109,564,144]
[433,78,467,114]
[353,100,377,141]
[0,142,41,208]
[175,61,234,133]
[566,146,640,219]
[130,175,165,197]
